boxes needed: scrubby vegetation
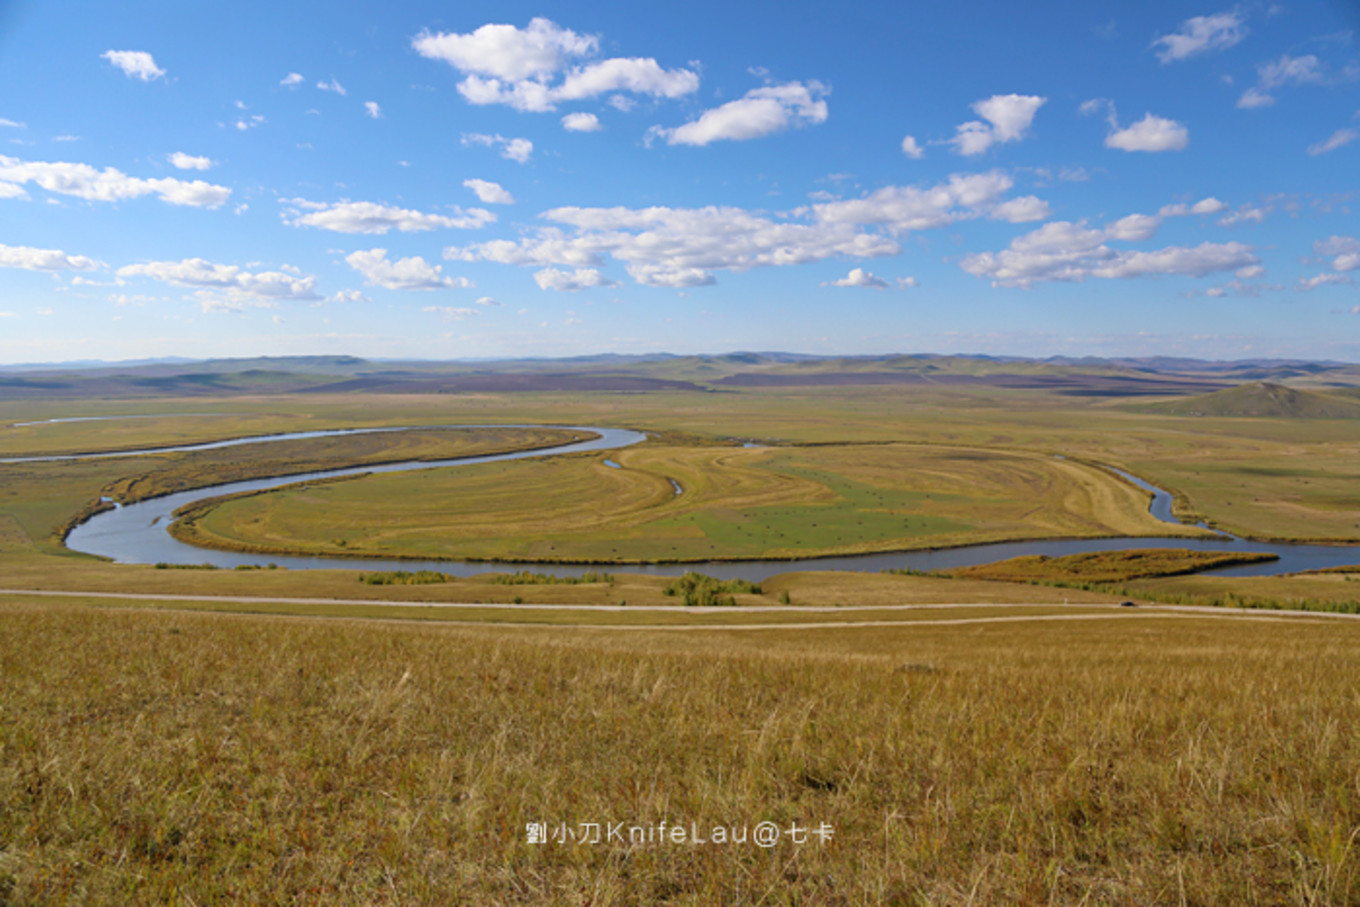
[488,570,616,585]
[359,570,450,585]
[662,571,762,606]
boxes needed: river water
[25,424,1357,580]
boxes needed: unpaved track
[0,588,1352,630]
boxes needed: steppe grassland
[3,601,1359,904]
[171,441,1197,563]
[3,386,1360,902]
[6,383,1360,544]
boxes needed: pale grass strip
[0,588,1351,631]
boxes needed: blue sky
[0,0,1357,364]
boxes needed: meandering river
[18,423,1354,579]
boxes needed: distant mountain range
[2,352,1358,402]
[1,351,1352,374]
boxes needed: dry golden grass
[3,601,1360,904]
[0,552,1120,610]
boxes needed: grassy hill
[1146,381,1360,418]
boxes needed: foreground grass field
[3,601,1359,904]
[171,441,1197,563]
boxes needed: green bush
[359,570,450,586]
[662,572,760,607]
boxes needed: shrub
[359,570,450,586]
[662,572,760,607]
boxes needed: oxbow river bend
[26,423,1356,580]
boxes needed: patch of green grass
[359,570,450,585]
[488,570,616,585]
[654,503,970,553]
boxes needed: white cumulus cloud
[1315,235,1360,273]
[346,249,468,291]
[463,179,514,204]
[990,195,1051,223]
[283,199,495,234]
[652,81,828,146]
[1152,10,1247,63]
[413,18,697,113]
[364,101,382,119]
[562,111,602,132]
[317,78,346,95]
[533,267,614,291]
[280,72,304,88]
[448,206,891,288]
[1158,197,1227,217]
[0,155,230,207]
[414,18,596,81]
[101,50,165,81]
[1236,87,1275,109]
[823,267,888,289]
[462,132,534,163]
[900,135,924,159]
[1105,113,1188,152]
[169,152,213,171]
[950,94,1046,156]
[811,170,1017,232]
[0,243,100,271]
[117,258,319,306]
[960,212,1258,288]
[1217,204,1268,226]
[445,171,1035,289]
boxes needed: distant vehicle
[1120,600,1138,607]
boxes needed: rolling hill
[1145,382,1360,418]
